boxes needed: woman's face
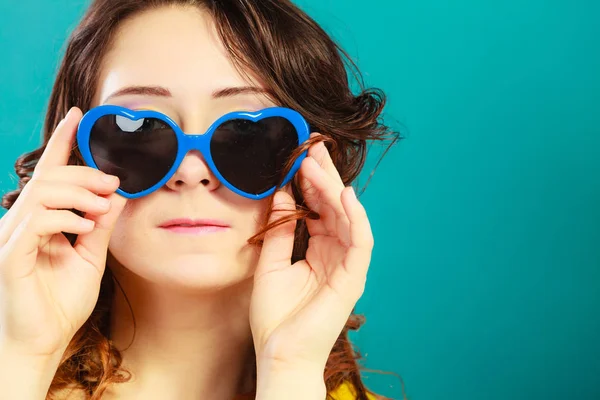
[93,6,274,291]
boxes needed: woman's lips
[161,225,229,235]
[159,218,230,235]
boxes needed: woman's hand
[250,133,374,372]
[0,107,127,358]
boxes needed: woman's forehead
[94,6,257,107]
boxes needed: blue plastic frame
[77,105,310,200]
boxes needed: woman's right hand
[0,107,127,358]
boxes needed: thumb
[255,190,297,276]
[74,192,127,273]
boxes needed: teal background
[1,1,599,399]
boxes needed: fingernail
[56,109,72,128]
[314,140,325,152]
[81,218,95,229]
[273,191,284,205]
[65,107,74,120]
[96,196,111,208]
[312,155,324,168]
[102,174,117,184]
[349,186,357,199]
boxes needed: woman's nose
[164,150,220,194]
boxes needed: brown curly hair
[1,0,406,399]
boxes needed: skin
[0,4,374,400]
[94,6,275,399]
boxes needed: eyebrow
[102,85,270,103]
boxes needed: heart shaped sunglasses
[76,105,310,200]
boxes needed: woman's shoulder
[328,380,380,400]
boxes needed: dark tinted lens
[89,114,178,194]
[210,117,298,195]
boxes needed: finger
[0,210,95,279]
[0,166,117,236]
[340,186,374,278]
[300,155,345,214]
[298,163,328,238]
[35,165,120,195]
[300,156,351,245]
[32,181,113,214]
[255,190,296,276]
[74,192,127,274]
[34,107,82,173]
[0,180,116,246]
[308,133,344,187]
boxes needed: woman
[0,0,400,399]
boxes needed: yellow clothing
[328,381,378,400]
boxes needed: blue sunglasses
[76,105,310,200]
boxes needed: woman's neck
[104,268,256,400]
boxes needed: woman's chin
[143,254,253,292]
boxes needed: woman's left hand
[250,133,374,372]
